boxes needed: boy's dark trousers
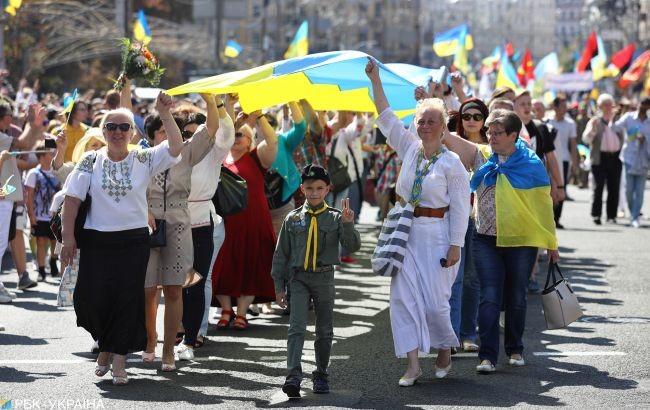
[286,268,335,381]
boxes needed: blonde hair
[71,128,106,163]
[238,124,256,151]
[415,98,448,126]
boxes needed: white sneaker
[0,287,13,303]
[508,355,525,366]
[632,219,640,228]
[476,360,496,373]
[177,344,194,361]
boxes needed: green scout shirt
[271,202,361,293]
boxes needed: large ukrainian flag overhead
[284,21,309,59]
[433,24,473,57]
[470,140,558,250]
[167,51,432,119]
[133,9,152,45]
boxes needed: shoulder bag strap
[37,168,59,191]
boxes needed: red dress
[212,149,277,304]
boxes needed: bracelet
[216,103,224,108]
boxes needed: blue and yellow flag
[470,140,557,250]
[224,40,243,58]
[284,21,308,59]
[133,9,152,45]
[3,0,21,16]
[495,52,520,90]
[62,88,78,114]
[433,24,473,57]
[167,51,425,121]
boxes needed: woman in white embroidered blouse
[366,58,470,385]
[60,93,183,386]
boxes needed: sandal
[95,353,113,377]
[142,351,156,362]
[175,332,185,346]
[216,309,234,330]
[232,315,248,330]
[111,369,129,385]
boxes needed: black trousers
[182,222,214,346]
[554,161,570,223]
[591,152,622,220]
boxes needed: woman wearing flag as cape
[442,108,560,374]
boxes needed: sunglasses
[461,113,484,122]
[104,122,132,132]
[235,132,244,138]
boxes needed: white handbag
[57,263,78,308]
[541,263,583,329]
[371,202,414,277]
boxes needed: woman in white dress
[366,58,470,385]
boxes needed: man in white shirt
[548,96,579,228]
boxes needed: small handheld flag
[433,24,473,57]
[133,9,152,45]
[62,89,78,114]
[224,40,243,58]
[284,21,309,59]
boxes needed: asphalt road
[1,183,650,409]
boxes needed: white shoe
[632,219,640,228]
[508,355,525,366]
[90,340,100,354]
[177,344,194,361]
[435,362,452,379]
[0,285,14,303]
[398,369,422,386]
[476,360,496,373]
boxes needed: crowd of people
[0,58,648,394]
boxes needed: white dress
[376,108,470,357]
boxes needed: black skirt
[74,227,150,355]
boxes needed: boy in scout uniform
[272,164,361,397]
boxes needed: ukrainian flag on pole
[133,9,152,45]
[224,40,243,58]
[284,21,309,59]
[433,24,473,57]
[62,89,78,114]
[495,53,519,89]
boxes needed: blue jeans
[460,218,480,343]
[625,168,646,220]
[473,233,537,364]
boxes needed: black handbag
[149,170,168,248]
[212,166,248,216]
[50,153,96,245]
[265,168,292,210]
[327,138,352,194]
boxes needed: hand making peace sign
[341,198,355,223]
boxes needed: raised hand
[414,86,427,102]
[450,71,464,89]
[55,130,67,152]
[341,198,355,223]
[155,92,174,114]
[365,57,380,82]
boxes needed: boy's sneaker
[282,376,301,398]
[312,376,330,394]
[18,273,38,290]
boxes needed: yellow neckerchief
[303,202,329,271]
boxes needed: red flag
[576,31,598,72]
[619,50,650,88]
[505,42,515,57]
[610,44,636,72]
[516,48,535,86]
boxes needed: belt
[294,266,333,273]
[396,195,449,218]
